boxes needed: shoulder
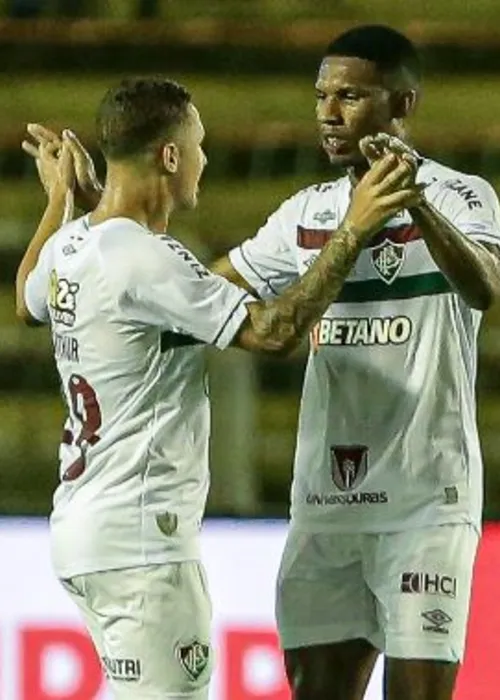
[98,223,209,290]
[96,219,172,272]
[268,176,350,228]
[420,159,498,211]
[286,177,348,208]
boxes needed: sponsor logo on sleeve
[443,178,482,210]
[162,237,211,279]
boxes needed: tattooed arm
[359,133,500,311]
[408,200,500,311]
[234,154,422,355]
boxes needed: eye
[315,90,327,100]
[341,90,361,101]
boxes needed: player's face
[315,56,394,168]
[173,104,207,210]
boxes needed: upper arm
[434,175,500,247]
[21,240,53,325]
[227,198,299,300]
[111,234,253,350]
[210,255,257,294]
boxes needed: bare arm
[210,255,257,294]
[16,138,74,323]
[408,200,500,310]
[360,133,500,311]
[233,154,423,355]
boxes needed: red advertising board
[1,519,499,699]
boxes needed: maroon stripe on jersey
[297,226,332,249]
[370,224,422,247]
[62,429,73,445]
[297,224,422,250]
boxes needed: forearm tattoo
[250,222,367,352]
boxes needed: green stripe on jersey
[335,272,452,303]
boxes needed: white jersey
[230,159,500,533]
[25,216,250,578]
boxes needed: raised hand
[22,123,102,210]
[345,152,424,239]
[359,132,419,188]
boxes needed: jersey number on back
[62,374,102,481]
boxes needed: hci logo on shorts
[401,572,457,598]
[330,445,368,491]
[176,639,210,681]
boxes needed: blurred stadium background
[1,0,500,521]
[2,2,500,699]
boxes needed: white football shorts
[276,523,479,662]
[61,561,213,699]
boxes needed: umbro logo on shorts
[176,638,210,681]
[421,609,452,635]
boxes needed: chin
[179,194,198,211]
[327,151,365,169]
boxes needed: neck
[89,161,173,233]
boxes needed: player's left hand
[22,123,102,210]
[34,132,75,222]
[360,132,419,187]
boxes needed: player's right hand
[344,153,424,239]
[22,124,102,211]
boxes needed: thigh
[384,657,458,700]
[285,639,379,700]
[276,528,382,651]
[67,561,213,700]
[365,524,480,664]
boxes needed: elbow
[260,338,298,358]
[15,300,39,326]
[15,301,29,323]
[471,281,500,312]
[255,328,301,357]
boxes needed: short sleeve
[24,237,54,323]
[110,233,252,350]
[229,196,299,299]
[430,175,500,247]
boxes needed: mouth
[321,134,352,157]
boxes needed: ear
[161,142,179,174]
[391,90,418,119]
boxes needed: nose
[317,95,342,124]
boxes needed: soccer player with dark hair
[17,75,419,699]
[213,25,500,700]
